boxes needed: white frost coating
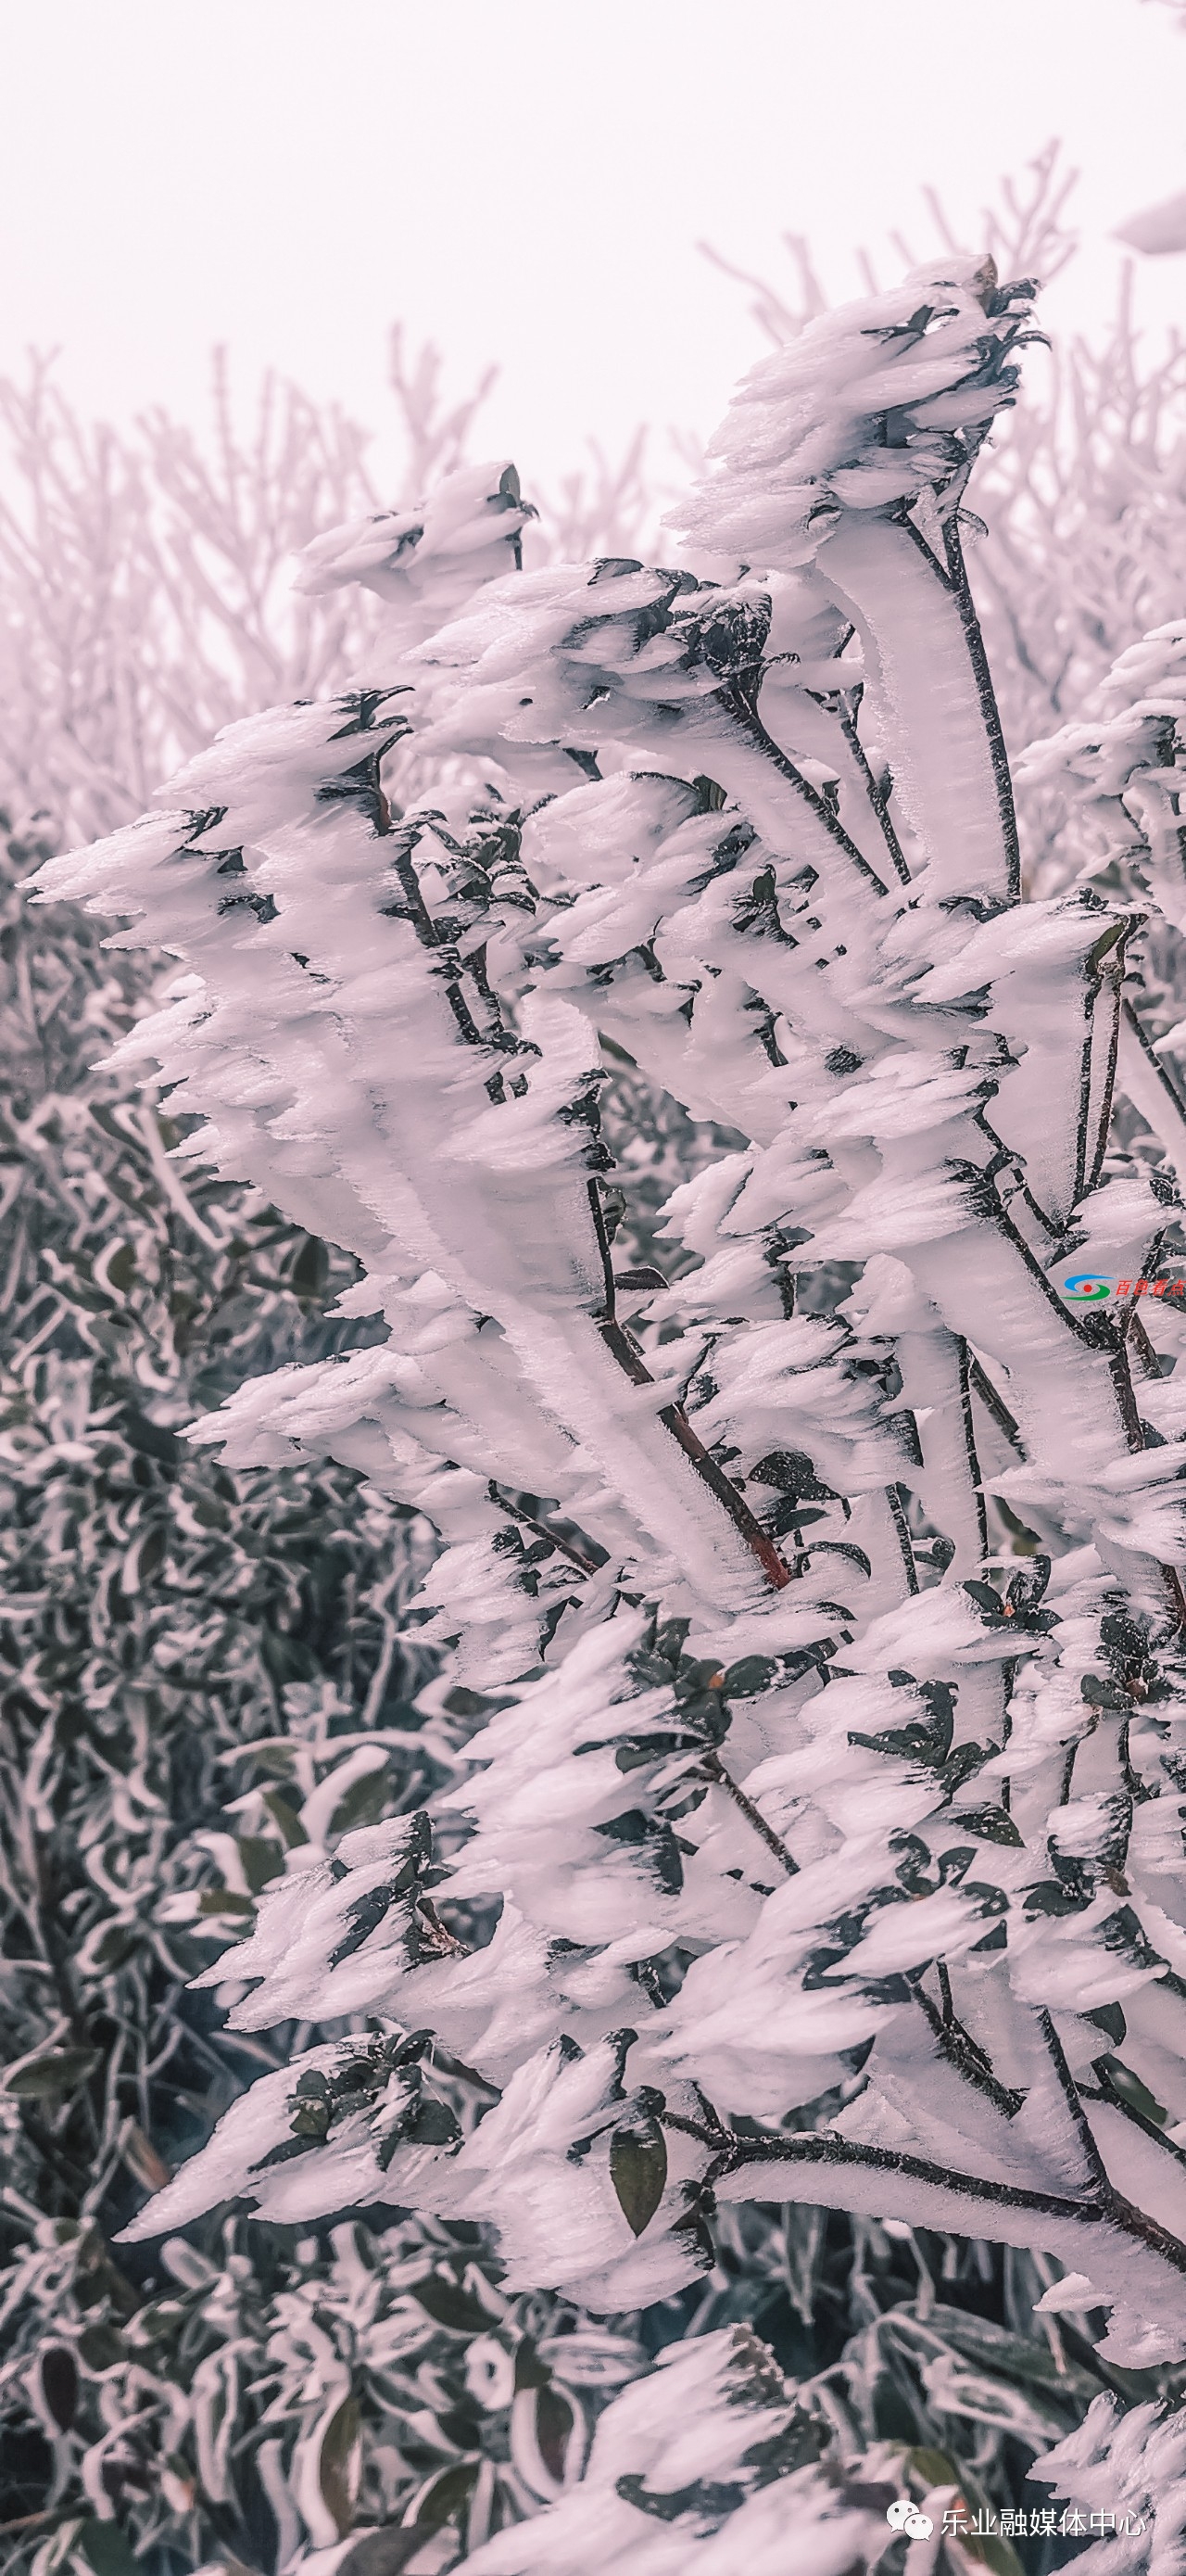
[1021,621,1186,1186]
[465,2329,890,2576]
[717,2153,1186,2354]
[671,261,1028,568]
[1117,1001,1186,1206]
[820,514,1015,904]
[35,256,1186,2379]
[1030,2391,1186,2568]
[291,457,536,653]
[1020,622,1186,928]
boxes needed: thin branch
[901,510,1024,905]
[1123,1306,1166,1382]
[833,691,912,886]
[701,1747,798,1877]
[488,1482,607,1580]
[135,1102,221,1251]
[596,1310,793,1592]
[587,1181,793,1592]
[360,1566,405,1728]
[969,1356,1026,1455]
[1035,2006,1111,2193]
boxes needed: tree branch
[701,1747,798,1877]
[587,1181,794,1592]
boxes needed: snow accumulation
[30,258,1186,2434]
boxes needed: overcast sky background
[3,0,1185,501]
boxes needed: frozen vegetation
[9,155,1186,2576]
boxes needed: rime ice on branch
[29,259,1186,2373]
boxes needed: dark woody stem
[713,2126,1186,2283]
[487,1481,607,1580]
[832,688,913,887]
[700,1747,799,1877]
[1124,1306,1167,1382]
[587,1182,793,1593]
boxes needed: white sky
[3,0,1185,501]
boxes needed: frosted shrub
[0,346,730,2574]
[711,146,1186,906]
[463,2325,899,2575]
[30,257,1186,2564]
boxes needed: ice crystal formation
[30,257,1186,2559]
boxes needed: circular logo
[1060,1274,1113,1302]
[886,2497,934,2538]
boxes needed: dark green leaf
[1024,1882,1083,1917]
[290,2099,332,2139]
[678,1656,728,1693]
[290,1233,331,1298]
[953,1806,1023,1846]
[91,1922,139,1971]
[610,2116,667,2236]
[513,2335,550,2392]
[136,1523,168,1582]
[262,1787,309,1847]
[6,2048,100,2098]
[40,2343,78,2430]
[721,1655,778,1699]
[412,2273,494,2335]
[121,1407,180,1464]
[105,1241,137,1293]
[236,1834,286,1894]
[1081,1673,1128,1709]
[906,2445,961,2489]
[78,2520,138,2576]
[964,2539,1026,2576]
[749,1450,834,1502]
[329,1764,390,1838]
[78,2325,129,2370]
[410,2457,480,2530]
[319,2394,361,2538]
[617,2470,744,2523]
[535,2382,574,2482]
[408,2097,461,2145]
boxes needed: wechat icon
[886,2496,935,2539]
